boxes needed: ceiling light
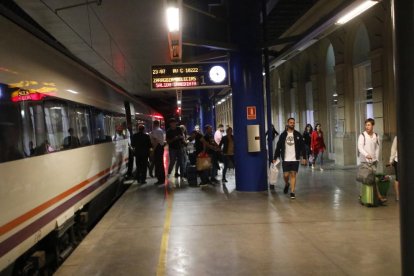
[66,89,78,94]
[166,7,179,32]
[297,39,318,51]
[336,1,378,25]
[270,59,287,69]
[177,100,181,104]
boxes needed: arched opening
[325,43,337,160]
[352,24,371,164]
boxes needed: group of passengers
[165,118,235,186]
[122,118,235,187]
[272,117,399,202]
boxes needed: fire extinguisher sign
[246,106,256,120]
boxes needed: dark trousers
[127,148,134,176]
[223,155,234,180]
[135,155,148,183]
[154,145,165,183]
[168,148,183,175]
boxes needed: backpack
[358,132,379,156]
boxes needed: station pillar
[229,0,267,191]
[201,93,214,128]
[395,1,414,275]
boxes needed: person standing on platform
[214,124,224,145]
[150,120,165,185]
[204,125,221,183]
[311,123,326,171]
[166,118,184,177]
[389,136,399,201]
[358,118,386,203]
[123,121,134,179]
[302,124,313,167]
[273,118,306,199]
[131,124,152,184]
[219,127,234,183]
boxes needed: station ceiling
[3,0,359,119]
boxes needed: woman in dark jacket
[219,127,234,182]
[303,124,313,166]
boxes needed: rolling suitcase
[360,174,390,207]
[187,165,198,186]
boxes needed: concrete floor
[55,164,401,276]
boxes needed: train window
[68,105,91,146]
[0,86,24,163]
[44,101,69,151]
[20,101,49,157]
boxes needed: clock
[209,65,226,83]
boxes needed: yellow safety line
[156,192,174,276]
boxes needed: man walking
[150,120,165,185]
[131,124,152,184]
[273,118,306,199]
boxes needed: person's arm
[310,132,315,152]
[375,134,380,162]
[299,133,306,159]
[358,134,370,159]
[390,136,397,163]
[273,135,282,161]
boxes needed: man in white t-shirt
[357,118,386,203]
[273,118,306,199]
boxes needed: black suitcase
[187,165,198,186]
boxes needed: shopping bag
[356,162,375,184]
[196,152,212,171]
[308,155,314,164]
[268,163,279,184]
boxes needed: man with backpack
[357,118,386,203]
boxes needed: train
[0,13,163,275]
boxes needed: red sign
[247,106,256,120]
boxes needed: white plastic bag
[268,160,280,184]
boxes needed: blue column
[201,93,213,128]
[230,0,267,191]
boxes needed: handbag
[196,152,212,171]
[356,163,375,184]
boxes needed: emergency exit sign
[247,106,256,120]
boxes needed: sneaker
[320,167,324,171]
[283,183,290,194]
[290,193,296,199]
[311,165,315,170]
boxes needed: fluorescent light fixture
[50,107,62,110]
[66,89,78,94]
[298,39,318,51]
[333,93,338,97]
[336,1,378,25]
[271,59,287,69]
[166,7,179,32]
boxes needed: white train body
[0,15,161,272]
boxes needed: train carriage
[0,14,163,275]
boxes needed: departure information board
[151,61,230,91]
